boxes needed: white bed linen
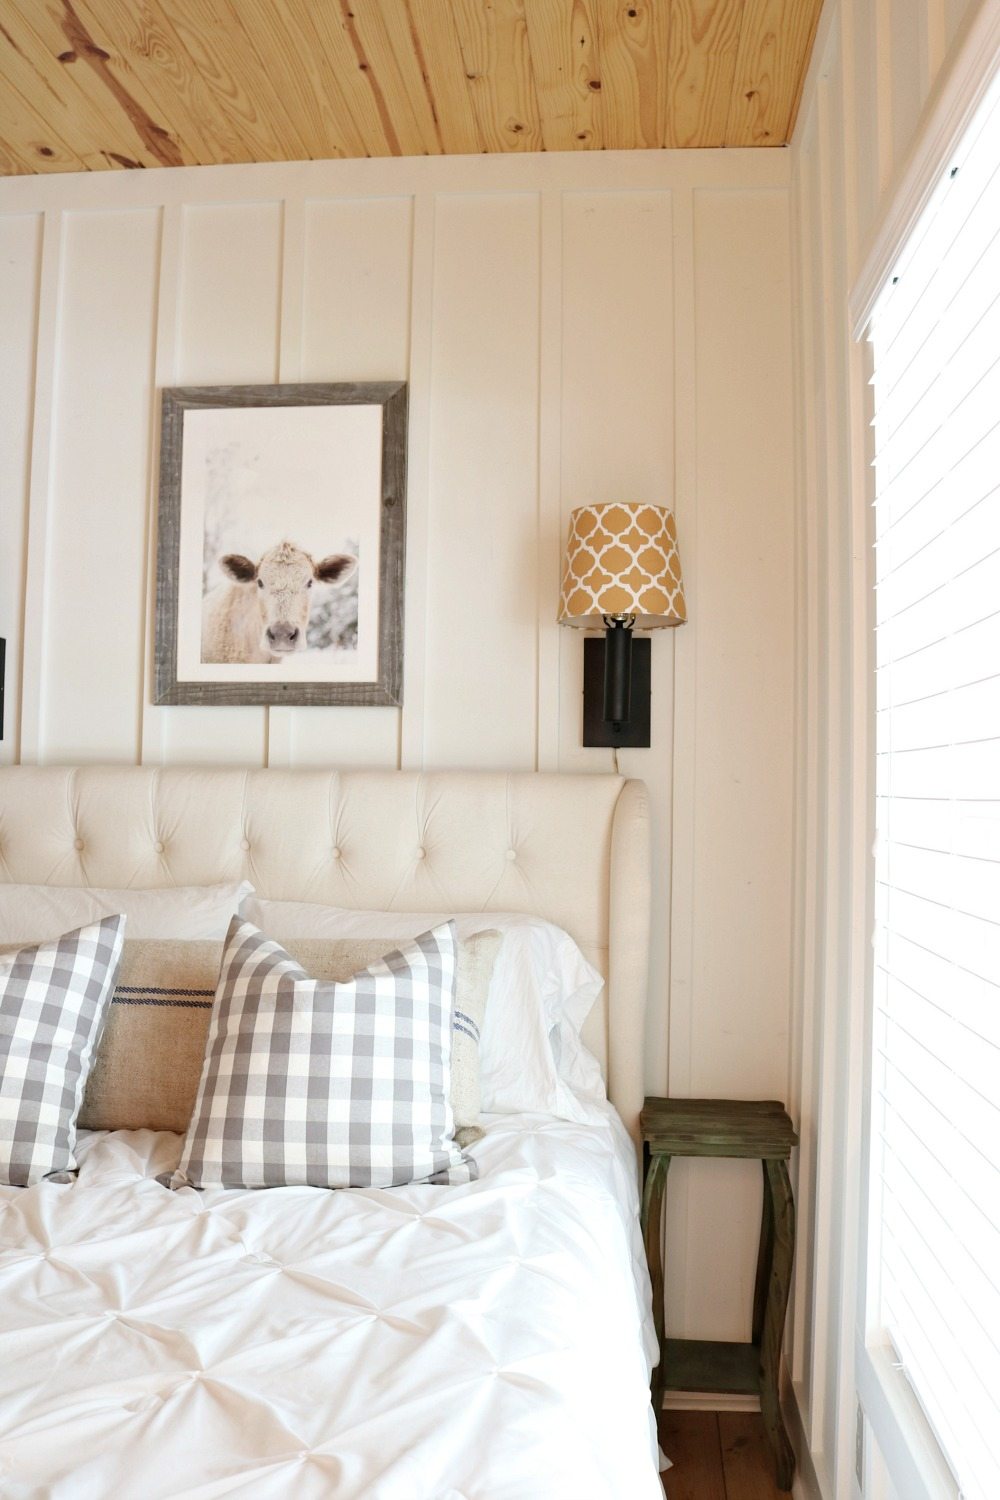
[0,1103,661,1500]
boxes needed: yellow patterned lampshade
[558,502,686,629]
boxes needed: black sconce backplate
[582,636,650,748]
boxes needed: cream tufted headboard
[0,767,651,1140]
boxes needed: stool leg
[641,1153,670,1392]
[760,1159,796,1490]
[753,1157,773,1346]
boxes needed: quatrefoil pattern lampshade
[558,503,686,630]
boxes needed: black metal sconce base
[582,636,650,748]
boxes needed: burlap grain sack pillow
[79,930,500,1148]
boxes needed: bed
[0,767,662,1499]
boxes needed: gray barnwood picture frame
[154,381,407,707]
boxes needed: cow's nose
[266,624,300,649]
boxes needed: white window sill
[856,1339,959,1500]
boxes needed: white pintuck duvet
[0,1105,662,1499]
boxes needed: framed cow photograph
[154,381,407,706]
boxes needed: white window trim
[850,0,1000,338]
[850,3,1000,1496]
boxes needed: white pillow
[241,896,605,1121]
[0,881,254,944]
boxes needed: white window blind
[870,60,1000,1500]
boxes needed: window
[869,64,1000,1500]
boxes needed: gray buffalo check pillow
[168,917,476,1191]
[0,915,125,1187]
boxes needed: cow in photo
[202,541,357,664]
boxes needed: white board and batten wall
[0,147,794,1347]
[790,1,980,1498]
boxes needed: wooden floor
[658,1410,792,1500]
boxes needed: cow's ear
[219,554,257,582]
[314,553,358,584]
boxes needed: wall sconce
[558,503,686,748]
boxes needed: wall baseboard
[786,1384,826,1500]
[658,1385,826,1492]
[660,1390,760,1414]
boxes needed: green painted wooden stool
[640,1096,798,1491]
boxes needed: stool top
[641,1097,798,1158]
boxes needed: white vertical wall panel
[43,208,160,764]
[0,212,41,766]
[789,0,980,1495]
[398,190,436,772]
[814,49,853,1475]
[789,111,822,1403]
[176,201,282,385]
[793,3,870,1487]
[165,201,282,766]
[688,187,794,1094]
[301,197,413,383]
[558,188,675,1102]
[291,195,413,769]
[946,0,974,47]
[853,1,884,256]
[675,187,794,1343]
[422,193,540,770]
[18,211,63,766]
[890,0,924,169]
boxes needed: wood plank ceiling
[0,0,823,176]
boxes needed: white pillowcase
[0,881,254,945]
[240,896,605,1121]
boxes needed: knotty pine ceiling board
[0,0,824,175]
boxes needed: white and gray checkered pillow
[0,915,126,1187]
[168,917,476,1191]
